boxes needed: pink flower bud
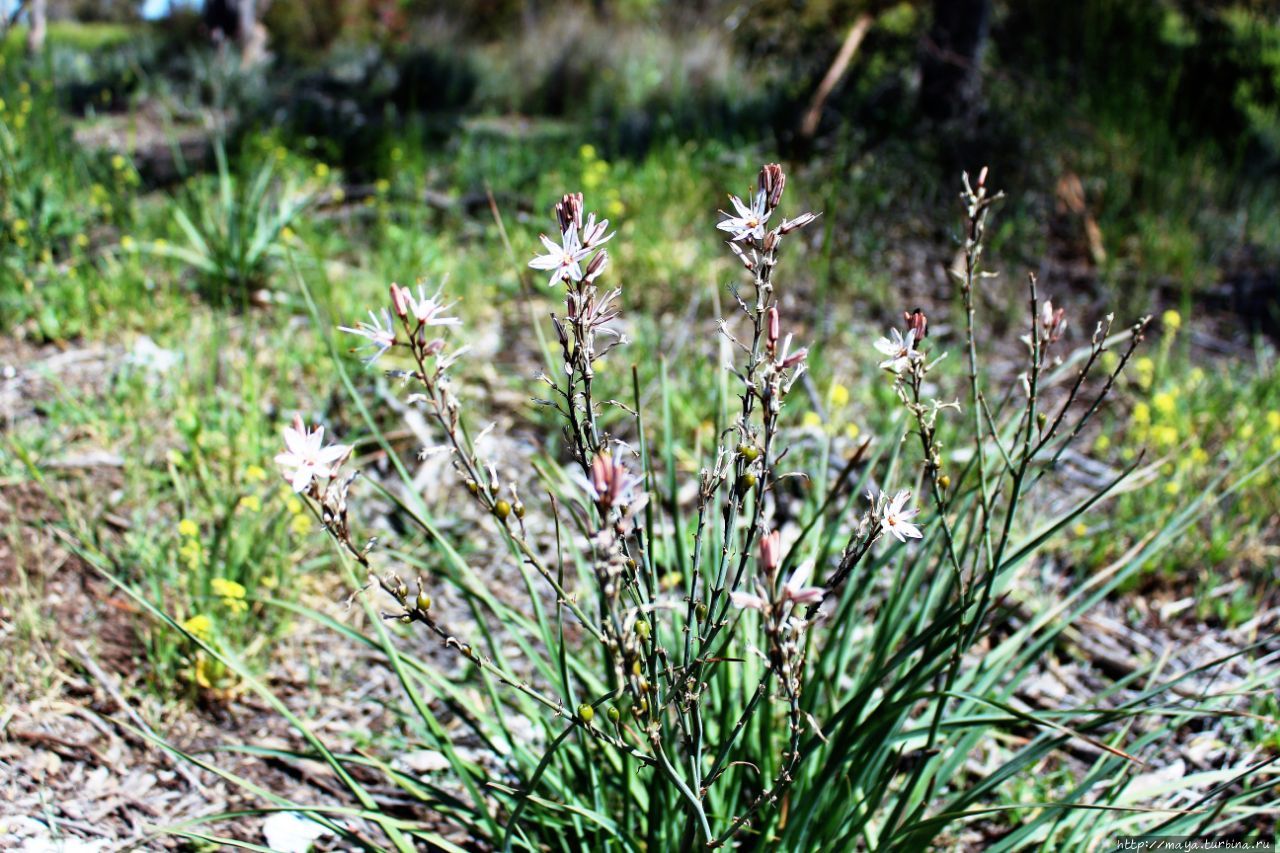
[760,529,782,575]
[390,283,409,319]
[904,308,928,341]
[977,166,988,189]
[767,305,780,351]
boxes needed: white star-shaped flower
[716,190,770,242]
[881,490,923,542]
[339,309,397,364]
[529,227,591,287]
[874,328,922,374]
[274,416,351,493]
[406,285,461,327]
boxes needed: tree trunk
[26,0,46,56]
[919,0,990,123]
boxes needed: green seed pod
[461,644,473,659]
[416,590,431,612]
[578,703,594,723]
[1037,411,1048,430]
[741,445,760,462]
[513,501,526,519]
[739,472,758,492]
[638,678,650,693]
[625,557,637,571]
[466,479,480,495]
[631,659,643,676]
[938,474,951,491]
[607,706,620,723]
[695,602,708,622]
[494,500,512,520]
[635,619,651,640]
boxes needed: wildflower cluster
[278,164,1145,848]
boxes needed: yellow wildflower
[1094,434,1110,451]
[375,178,390,195]
[182,613,213,639]
[606,198,625,218]
[280,226,295,242]
[579,143,597,161]
[1134,357,1155,389]
[178,518,199,538]
[238,494,262,512]
[111,154,126,171]
[1162,309,1181,331]
[12,218,27,233]
[289,513,313,536]
[1240,423,1254,440]
[286,496,304,515]
[845,422,861,440]
[1266,411,1280,431]
[1131,402,1151,427]
[1153,392,1175,417]
[212,578,248,614]
[121,236,136,251]
[1072,522,1088,537]
[1164,481,1180,496]
[828,382,850,408]
[1152,425,1178,448]
[1188,367,1205,386]
[314,162,330,179]
[802,411,823,429]
[246,464,267,482]
[1191,447,1209,464]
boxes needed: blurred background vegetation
[2,0,1277,691]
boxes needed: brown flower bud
[904,309,928,341]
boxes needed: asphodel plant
[282,164,1156,849]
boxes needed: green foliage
[149,142,314,302]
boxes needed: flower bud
[390,283,409,319]
[578,703,594,723]
[766,305,780,351]
[904,308,928,342]
[759,529,782,574]
[416,589,431,612]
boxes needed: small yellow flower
[1152,425,1178,448]
[280,226,295,242]
[1162,309,1181,331]
[211,578,246,599]
[1131,402,1151,427]
[12,218,27,233]
[1266,411,1280,431]
[845,422,861,440]
[238,494,262,512]
[178,518,199,538]
[314,162,330,179]
[1240,423,1254,440]
[332,187,345,203]
[166,448,184,466]
[802,411,823,429]
[579,143,597,161]
[246,464,267,482]
[289,513,313,536]
[1134,356,1155,389]
[111,154,127,171]
[606,198,625,218]
[120,236,136,251]
[1153,392,1175,417]
[1188,367,1205,386]
[182,613,213,639]
[286,496,304,515]
[1191,447,1209,464]
[375,178,390,195]
[1094,434,1111,451]
[1072,522,1088,537]
[152,238,167,251]
[1272,436,1280,453]
[1164,481,1180,496]
[828,382,850,408]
